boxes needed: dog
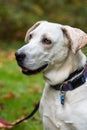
[15,21,87,130]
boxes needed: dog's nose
[15,51,26,62]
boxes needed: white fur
[17,21,87,130]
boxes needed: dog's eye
[42,38,52,45]
[28,34,32,40]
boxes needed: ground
[0,41,44,130]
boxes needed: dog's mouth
[21,64,48,75]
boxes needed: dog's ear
[61,26,87,53]
[25,21,41,43]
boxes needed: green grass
[0,42,44,130]
[0,41,87,130]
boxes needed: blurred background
[0,0,87,42]
[0,0,87,130]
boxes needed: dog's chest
[40,96,74,130]
[39,84,87,130]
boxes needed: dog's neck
[43,50,86,85]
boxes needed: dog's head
[15,21,87,76]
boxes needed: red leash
[0,102,39,129]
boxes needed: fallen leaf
[0,82,5,88]
[3,92,15,99]
[0,103,6,110]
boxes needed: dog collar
[51,64,87,91]
[51,64,87,105]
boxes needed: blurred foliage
[0,0,87,41]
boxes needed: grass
[0,41,44,130]
[0,41,87,130]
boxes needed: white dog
[15,21,87,130]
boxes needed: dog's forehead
[34,22,62,36]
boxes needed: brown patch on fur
[61,26,87,53]
[78,34,87,49]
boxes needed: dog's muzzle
[15,51,48,75]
